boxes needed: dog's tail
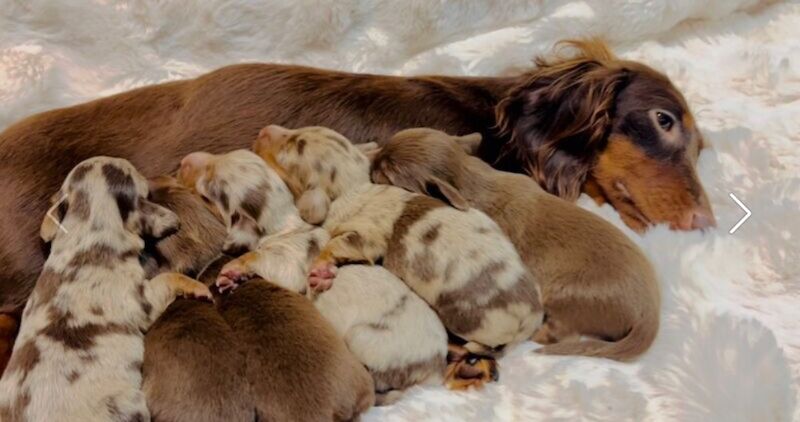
[535,309,659,361]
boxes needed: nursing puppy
[218,228,449,403]
[258,126,543,356]
[254,124,373,224]
[140,175,254,422]
[371,128,661,361]
[217,278,375,420]
[177,149,306,254]
[0,157,212,422]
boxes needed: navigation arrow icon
[728,193,751,234]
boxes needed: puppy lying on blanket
[372,128,661,360]
[254,125,544,357]
[179,149,376,419]
[0,157,212,422]
[140,175,255,422]
[218,227,450,402]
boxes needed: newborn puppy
[218,228,448,404]
[217,278,375,420]
[140,175,254,422]
[371,128,661,361]
[178,149,305,254]
[261,126,543,357]
[0,157,212,422]
[254,124,373,224]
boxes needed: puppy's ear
[423,176,469,211]
[356,142,382,163]
[40,190,68,243]
[222,211,263,256]
[454,133,482,155]
[296,187,330,225]
[137,199,180,239]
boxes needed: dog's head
[141,175,227,278]
[41,157,180,243]
[178,150,278,255]
[253,124,371,224]
[371,128,481,211]
[496,39,715,232]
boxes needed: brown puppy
[139,176,254,422]
[217,279,375,421]
[0,40,713,340]
[372,128,661,361]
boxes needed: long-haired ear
[356,142,382,163]
[222,211,263,256]
[454,133,482,155]
[496,39,628,200]
[41,190,68,242]
[423,176,469,211]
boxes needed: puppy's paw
[216,260,253,294]
[444,355,499,391]
[308,261,337,292]
[168,275,214,303]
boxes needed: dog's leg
[308,231,382,292]
[141,273,213,326]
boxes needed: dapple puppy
[264,127,543,356]
[177,149,305,254]
[0,157,212,422]
[218,227,448,403]
[371,128,661,361]
[140,175,254,422]
[217,278,375,420]
[254,124,373,224]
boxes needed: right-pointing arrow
[729,193,751,234]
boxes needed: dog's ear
[356,142,382,162]
[454,133,482,155]
[423,176,469,211]
[40,190,68,243]
[136,199,180,239]
[222,211,263,256]
[496,42,628,200]
[296,187,330,225]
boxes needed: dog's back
[218,279,374,421]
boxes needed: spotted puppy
[218,228,448,404]
[178,149,306,254]
[0,157,212,422]
[265,127,543,356]
[140,175,254,422]
[372,128,661,361]
[253,124,374,224]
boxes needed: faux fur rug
[1,1,798,420]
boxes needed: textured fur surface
[0,157,211,421]
[220,227,449,402]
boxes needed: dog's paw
[308,261,337,292]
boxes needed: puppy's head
[253,125,369,224]
[142,175,227,278]
[41,157,180,243]
[371,128,482,211]
[179,150,278,255]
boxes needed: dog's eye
[655,111,674,131]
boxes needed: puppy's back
[143,299,254,422]
[218,280,374,421]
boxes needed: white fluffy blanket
[1,1,798,420]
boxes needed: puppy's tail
[535,310,659,361]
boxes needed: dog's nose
[675,207,716,231]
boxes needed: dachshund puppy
[217,278,375,420]
[140,175,254,422]
[177,149,306,254]
[259,126,543,357]
[371,128,661,361]
[218,228,449,403]
[254,124,373,224]
[0,157,212,422]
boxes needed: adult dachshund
[0,40,714,373]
